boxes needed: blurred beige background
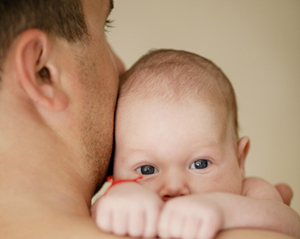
[107,0,300,214]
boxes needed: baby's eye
[190,159,211,169]
[136,165,158,175]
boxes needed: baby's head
[113,49,249,200]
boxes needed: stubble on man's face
[76,0,119,192]
[77,52,117,192]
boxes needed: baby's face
[114,96,244,201]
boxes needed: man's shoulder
[0,214,129,239]
[1,216,294,239]
[63,216,131,239]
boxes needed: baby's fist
[91,182,163,238]
[158,194,224,239]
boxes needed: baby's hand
[91,182,163,238]
[158,194,224,239]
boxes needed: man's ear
[14,29,67,111]
[237,136,250,179]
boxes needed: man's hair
[0,0,89,78]
[119,49,239,136]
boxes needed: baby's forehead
[119,70,228,114]
[116,94,237,148]
[118,92,229,127]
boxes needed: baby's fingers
[93,200,112,233]
[128,208,145,237]
[144,206,160,238]
[168,214,183,238]
[111,208,128,236]
[181,215,200,239]
[196,212,223,239]
[158,206,173,238]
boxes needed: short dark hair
[0,0,89,78]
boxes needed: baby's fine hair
[119,49,238,136]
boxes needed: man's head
[0,0,89,79]
[113,49,250,200]
[0,0,120,196]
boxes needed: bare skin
[93,96,300,238]
[0,0,119,238]
[0,0,296,238]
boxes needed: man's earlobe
[237,136,250,179]
[14,29,67,111]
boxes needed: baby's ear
[237,136,250,179]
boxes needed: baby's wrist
[103,175,143,196]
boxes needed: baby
[92,49,300,239]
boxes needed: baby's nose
[159,175,190,201]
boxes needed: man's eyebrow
[110,0,114,10]
[108,0,114,15]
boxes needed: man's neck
[0,109,95,218]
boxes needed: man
[0,0,294,238]
[0,0,122,237]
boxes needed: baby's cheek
[189,174,243,195]
[222,176,243,195]
[112,165,131,180]
[190,184,219,194]
[138,179,161,195]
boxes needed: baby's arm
[158,178,300,239]
[242,177,284,201]
[242,177,300,235]
[91,182,163,238]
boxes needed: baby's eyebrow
[120,150,153,161]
